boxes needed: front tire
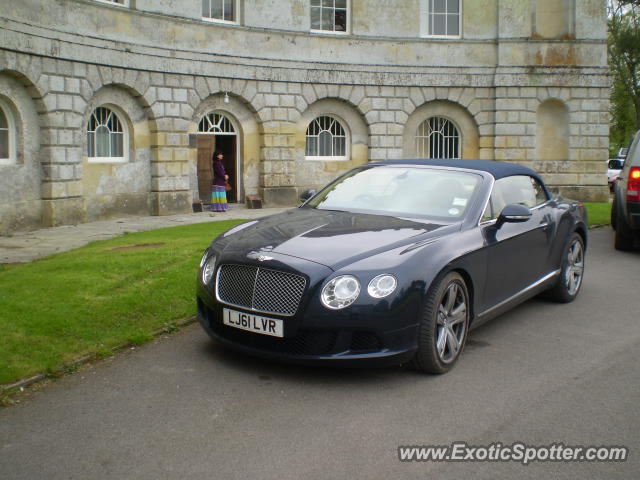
[547,232,585,303]
[410,272,470,374]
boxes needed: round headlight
[367,274,397,298]
[201,254,217,284]
[199,250,210,268]
[321,275,361,310]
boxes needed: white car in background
[607,158,624,192]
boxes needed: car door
[480,175,554,310]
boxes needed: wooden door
[197,136,215,203]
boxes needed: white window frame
[310,0,350,35]
[420,0,462,39]
[305,115,349,161]
[415,116,461,159]
[0,98,17,166]
[202,0,239,25]
[93,0,130,8]
[87,105,129,164]
[198,112,237,135]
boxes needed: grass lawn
[0,219,243,385]
[584,202,611,227]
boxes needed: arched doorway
[197,112,239,203]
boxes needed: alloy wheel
[436,281,468,363]
[565,238,584,296]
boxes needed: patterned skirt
[210,185,228,212]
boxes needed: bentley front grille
[216,264,306,316]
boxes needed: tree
[608,0,640,152]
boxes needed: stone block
[42,197,86,227]
[158,87,172,101]
[49,75,65,92]
[150,191,191,215]
[260,186,298,206]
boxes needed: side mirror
[495,203,532,229]
[299,189,316,202]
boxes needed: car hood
[218,208,456,270]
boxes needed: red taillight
[627,167,640,202]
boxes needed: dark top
[371,159,544,182]
[212,159,227,187]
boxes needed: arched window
[87,106,126,161]
[198,112,236,134]
[416,117,460,159]
[0,99,16,165]
[305,115,347,160]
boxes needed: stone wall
[0,0,610,232]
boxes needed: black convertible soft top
[372,159,545,183]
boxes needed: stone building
[0,0,609,233]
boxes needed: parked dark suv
[611,131,640,250]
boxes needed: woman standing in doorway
[210,151,229,212]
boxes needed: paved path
[0,228,638,479]
[0,205,289,264]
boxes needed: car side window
[530,177,549,205]
[480,198,494,222]
[491,175,539,212]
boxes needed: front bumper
[196,296,418,368]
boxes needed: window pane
[495,176,536,208]
[531,177,549,205]
[335,9,347,31]
[224,0,234,20]
[0,130,8,158]
[111,132,123,157]
[202,0,209,17]
[319,130,332,156]
[306,136,317,156]
[433,0,446,14]
[481,201,494,222]
[335,136,345,157]
[335,0,346,8]
[0,109,7,129]
[211,0,223,19]
[432,15,446,35]
[311,6,321,29]
[322,7,334,30]
[87,132,94,157]
[322,0,333,7]
[447,14,459,35]
[311,0,320,5]
[447,0,459,14]
[95,126,110,157]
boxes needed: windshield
[304,166,482,221]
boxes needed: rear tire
[614,203,635,251]
[547,232,585,303]
[410,272,469,374]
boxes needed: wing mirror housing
[495,203,532,229]
[299,189,316,202]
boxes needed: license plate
[223,308,284,338]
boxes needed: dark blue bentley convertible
[196,159,587,373]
